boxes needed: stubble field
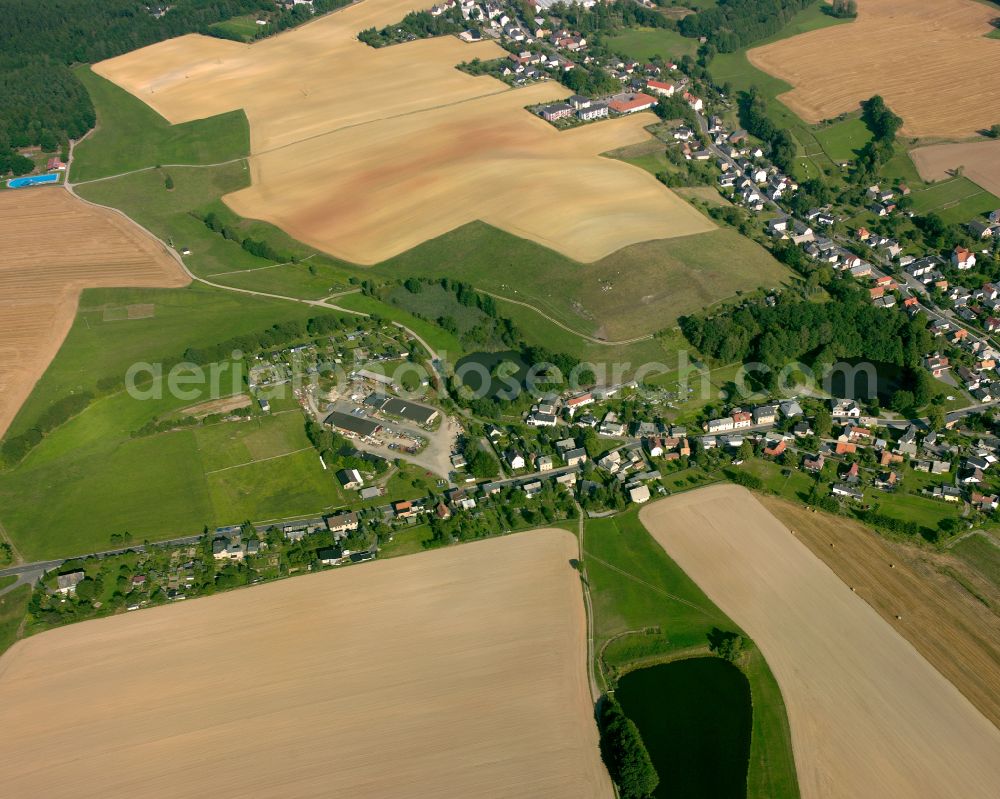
[0,529,611,798]
[747,0,1000,138]
[640,484,1000,799]
[93,0,712,264]
[759,494,1000,728]
[0,189,186,438]
[910,139,1000,199]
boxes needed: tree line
[679,0,818,53]
[598,697,659,799]
[680,279,935,386]
[202,210,289,263]
[737,87,797,172]
[357,8,464,48]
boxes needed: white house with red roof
[682,91,703,111]
[646,78,675,96]
[952,246,977,270]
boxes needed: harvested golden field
[759,494,1000,728]
[911,139,1000,198]
[93,0,712,264]
[0,530,612,799]
[641,484,1000,799]
[0,189,186,438]
[748,0,1000,138]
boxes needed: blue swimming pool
[7,173,60,188]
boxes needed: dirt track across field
[911,139,1000,198]
[747,0,1000,138]
[0,529,611,799]
[93,0,713,264]
[641,484,1000,799]
[0,188,187,439]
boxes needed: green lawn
[606,26,699,61]
[206,447,343,524]
[372,223,793,342]
[0,282,335,560]
[585,508,799,799]
[0,427,214,559]
[907,177,1000,225]
[0,585,30,658]
[813,117,873,163]
[70,67,250,182]
[209,14,264,41]
[0,404,351,560]
[194,412,313,472]
[379,522,433,558]
[6,283,317,439]
[952,534,1000,589]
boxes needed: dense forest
[678,0,818,52]
[0,0,347,174]
[680,280,935,383]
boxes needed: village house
[952,246,977,270]
[563,447,588,466]
[599,412,627,437]
[875,471,898,490]
[629,484,651,504]
[803,452,825,472]
[894,425,919,457]
[326,511,359,536]
[682,91,703,111]
[392,499,418,519]
[645,78,675,96]
[56,571,85,595]
[763,438,787,458]
[505,451,526,470]
[831,399,861,418]
[337,468,364,490]
[832,483,863,501]
[932,485,963,502]
[971,491,998,512]
[923,353,950,377]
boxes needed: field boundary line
[583,551,714,616]
[204,446,313,474]
[483,291,654,346]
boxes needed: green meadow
[70,66,250,182]
[585,508,799,799]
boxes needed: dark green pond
[616,657,752,799]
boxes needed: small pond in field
[616,657,752,798]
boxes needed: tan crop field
[747,0,1000,138]
[0,529,612,798]
[93,0,713,264]
[641,484,1000,799]
[759,494,1000,728]
[911,139,1000,198]
[0,189,186,439]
